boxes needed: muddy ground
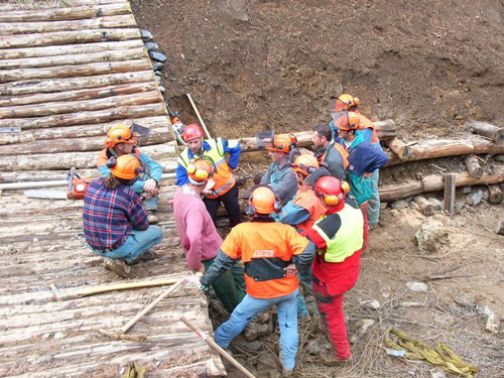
[130,1,504,377]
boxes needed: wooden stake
[464,155,483,179]
[180,317,256,378]
[186,93,212,139]
[443,173,456,217]
[121,278,185,334]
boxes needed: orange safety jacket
[322,143,350,170]
[220,220,309,299]
[292,186,327,234]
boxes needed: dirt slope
[131,0,504,139]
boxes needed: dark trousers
[203,184,242,227]
[202,259,246,312]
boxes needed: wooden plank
[443,173,456,217]
[0,47,146,70]
[0,40,143,59]
[0,143,178,171]
[0,82,156,107]
[0,3,131,22]
[0,59,150,83]
[0,103,167,130]
[0,71,154,95]
[0,91,162,119]
[0,28,140,49]
[0,14,136,35]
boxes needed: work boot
[147,210,159,224]
[103,258,132,278]
[319,349,352,367]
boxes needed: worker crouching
[304,176,366,365]
[200,186,316,374]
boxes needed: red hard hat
[314,176,350,207]
[182,123,204,142]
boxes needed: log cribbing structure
[0,1,225,377]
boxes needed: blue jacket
[260,156,298,205]
[176,139,241,186]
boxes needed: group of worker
[81,93,389,375]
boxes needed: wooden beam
[0,71,154,96]
[0,47,146,70]
[467,120,504,143]
[443,173,456,217]
[388,138,409,159]
[0,59,149,83]
[0,91,162,119]
[0,14,136,35]
[0,3,131,23]
[0,103,167,130]
[0,40,143,60]
[0,0,126,11]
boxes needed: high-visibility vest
[178,138,235,198]
[292,187,327,234]
[312,204,364,263]
[357,113,379,145]
[323,142,349,170]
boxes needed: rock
[415,220,450,252]
[149,50,168,63]
[152,61,164,71]
[494,154,504,162]
[476,304,500,333]
[454,199,465,213]
[495,219,504,235]
[158,86,165,93]
[462,186,472,194]
[140,29,153,41]
[428,198,443,211]
[466,189,484,206]
[391,199,409,209]
[406,281,428,292]
[244,321,272,341]
[144,41,159,51]
[360,299,380,310]
[351,318,376,343]
[430,368,447,378]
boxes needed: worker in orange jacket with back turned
[200,186,316,375]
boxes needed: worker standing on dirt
[97,124,162,224]
[278,153,327,318]
[176,123,242,227]
[83,155,163,278]
[173,158,245,312]
[260,133,299,205]
[311,123,348,181]
[304,175,365,365]
[329,94,383,228]
[200,186,316,375]
[333,112,389,250]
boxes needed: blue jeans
[367,169,380,225]
[215,290,299,370]
[91,226,163,264]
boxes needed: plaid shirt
[83,178,149,251]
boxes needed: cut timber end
[487,184,504,204]
[467,120,504,143]
[464,155,483,179]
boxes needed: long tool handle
[180,316,256,378]
[121,278,185,334]
[186,93,212,139]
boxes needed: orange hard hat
[267,133,297,153]
[109,155,142,180]
[314,176,350,207]
[248,186,279,215]
[187,159,214,185]
[105,124,137,148]
[292,154,319,176]
[182,123,205,142]
[334,111,360,131]
[329,93,360,112]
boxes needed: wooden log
[121,278,186,333]
[0,71,154,96]
[464,155,483,179]
[487,184,504,204]
[0,170,96,183]
[0,14,135,35]
[0,39,143,60]
[443,173,456,217]
[50,274,184,301]
[0,128,172,155]
[0,91,161,119]
[0,47,145,70]
[467,120,504,143]
[414,196,435,216]
[380,169,504,201]
[0,131,34,145]
[388,138,409,158]
[0,59,149,83]
[496,219,504,235]
[0,3,131,23]
[0,143,178,171]
[0,103,167,130]
[0,82,157,108]
[0,0,127,11]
